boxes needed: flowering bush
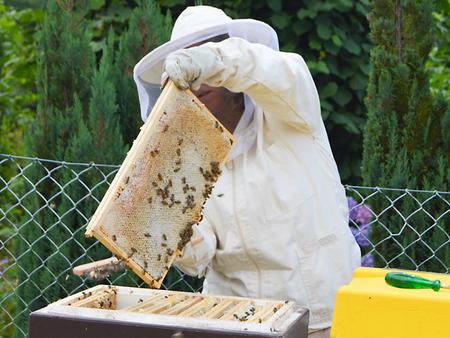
[347,196,374,267]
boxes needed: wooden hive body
[85,81,235,288]
[30,285,309,337]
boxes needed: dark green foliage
[0,6,42,332]
[426,0,449,101]
[113,0,172,144]
[0,1,43,155]
[362,0,449,272]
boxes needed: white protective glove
[162,45,220,91]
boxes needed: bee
[178,138,183,146]
[124,176,130,184]
[138,298,143,303]
[229,138,234,145]
[273,307,278,313]
[131,247,137,253]
[168,179,173,187]
[258,319,262,323]
[190,186,196,191]
[175,160,181,165]
[148,197,152,204]
[161,243,167,247]
[112,235,117,242]
[181,177,186,184]
[163,125,169,132]
[144,261,148,269]
[174,168,180,173]
[144,232,151,238]
[157,254,161,261]
[152,182,158,187]
[199,167,204,174]
[162,234,167,241]
[176,148,181,156]
[217,193,224,197]
[158,173,163,181]
[164,256,169,263]
[99,301,104,308]
[215,121,219,128]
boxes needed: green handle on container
[385,272,441,291]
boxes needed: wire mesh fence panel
[0,153,448,337]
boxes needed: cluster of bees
[96,298,114,309]
[233,305,256,322]
[110,121,227,287]
[214,120,234,146]
[201,161,222,199]
[67,287,117,309]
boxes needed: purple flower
[350,224,372,248]
[347,196,373,225]
[361,253,374,267]
[354,204,373,225]
[347,197,358,220]
[0,258,8,264]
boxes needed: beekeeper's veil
[134,5,278,121]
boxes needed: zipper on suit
[231,160,262,298]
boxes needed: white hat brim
[134,18,278,85]
[133,18,278,121]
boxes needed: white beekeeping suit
[134,6,361,334]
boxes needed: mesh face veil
[133,5,279,122]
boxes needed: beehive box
[29,285,309,338]
[331,267,450,338]
[85,81,235,288]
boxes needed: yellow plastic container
[331,267,450,338]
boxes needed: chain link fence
[0,153,448,337]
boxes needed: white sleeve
[174,221,217,277]
[186,37,322,133]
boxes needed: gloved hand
[161,46,220,91]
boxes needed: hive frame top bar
[37,285,306,335]
[84,81,235,288]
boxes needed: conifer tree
[15,1,127,336]
[362,0,449,272]
[113,0,172,145]
[15,2,94,336]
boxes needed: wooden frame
[85,81,235,288]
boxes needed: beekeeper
[134,6,360,337]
